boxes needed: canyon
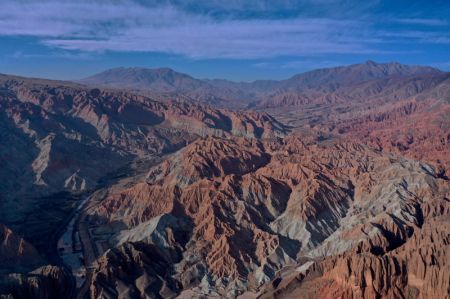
[0,61,448,299]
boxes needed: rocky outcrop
[90,242,182,299]
[259,211,449,299]
[0,266,72,299]
[89,135,449,297]
[0,224,44,274]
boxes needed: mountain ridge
[78,61,445,108]
[79,61,443,87]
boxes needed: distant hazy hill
[79,67,249,107]
[80,67,211,93]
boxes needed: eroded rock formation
[88,136,449,297]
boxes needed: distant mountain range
[79,61,444,107]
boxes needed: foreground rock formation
[259,213,449,299]
[0,265,73,299]
[87,135,449,298]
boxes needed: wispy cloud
[377,30,450,44]
[396,18,448,26]
[0,1,448,59]
[42,18,385,59]
[8,50,95,60]
[253,59,341,70]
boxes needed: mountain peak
[101,66,180,76]
[364,60,378,66]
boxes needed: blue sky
[0,0,449,81]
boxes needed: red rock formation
[259,186,449,299]
[0,75,286,280]
[338,98,450,175]
[89,135,449,297]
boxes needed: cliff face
[88,135,449,298]
[259,212,449,299]
[0,266,72,299]
[0,75,286,201]
[0,224,44,274]
[90,241,183,299]
[0,225,73,299]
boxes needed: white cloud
[377,30,450,44]
[396,18,448,26]
[41,17,381,59]
[0,0,448,59]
